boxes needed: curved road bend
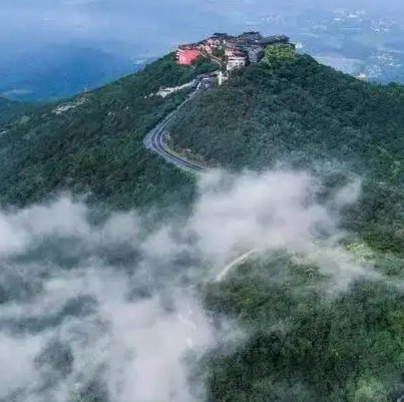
[144,89,256,282]
[144,92,205,174]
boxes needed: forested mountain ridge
[3,49,404,402]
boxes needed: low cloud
[189,169,370,290]
[0,265,220,402]
[0,167,375,401]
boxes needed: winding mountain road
[143,86,259,343]
[144,91,205,174]
[144,89,256,283]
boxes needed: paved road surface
[144,92,204,174]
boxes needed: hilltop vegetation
[170,53,404,175]
[264,43,296,66]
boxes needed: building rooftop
[238,31,264,41]
[176,32,292,68]
[258,35,290,45]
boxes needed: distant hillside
[0,44,148,102]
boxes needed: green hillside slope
[0,53,214,209]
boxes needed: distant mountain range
[0,44,153,102]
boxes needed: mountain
[0,44,148,102]
[3,46,404,401]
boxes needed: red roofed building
[177,48,201,65]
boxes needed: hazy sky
[1,0,244,57]
[2,0,402,57]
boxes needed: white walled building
[226,56,247,71]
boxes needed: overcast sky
[1,0,246,57]
[2,0,402,58]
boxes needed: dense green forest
[0,53,215,211]
[202,250,404,402]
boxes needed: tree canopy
[264,43,296,66]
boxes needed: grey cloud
[0,196,141,256]
[189,169,364,287]
[0,264,222,402]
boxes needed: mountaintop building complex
[176,31,295,70]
